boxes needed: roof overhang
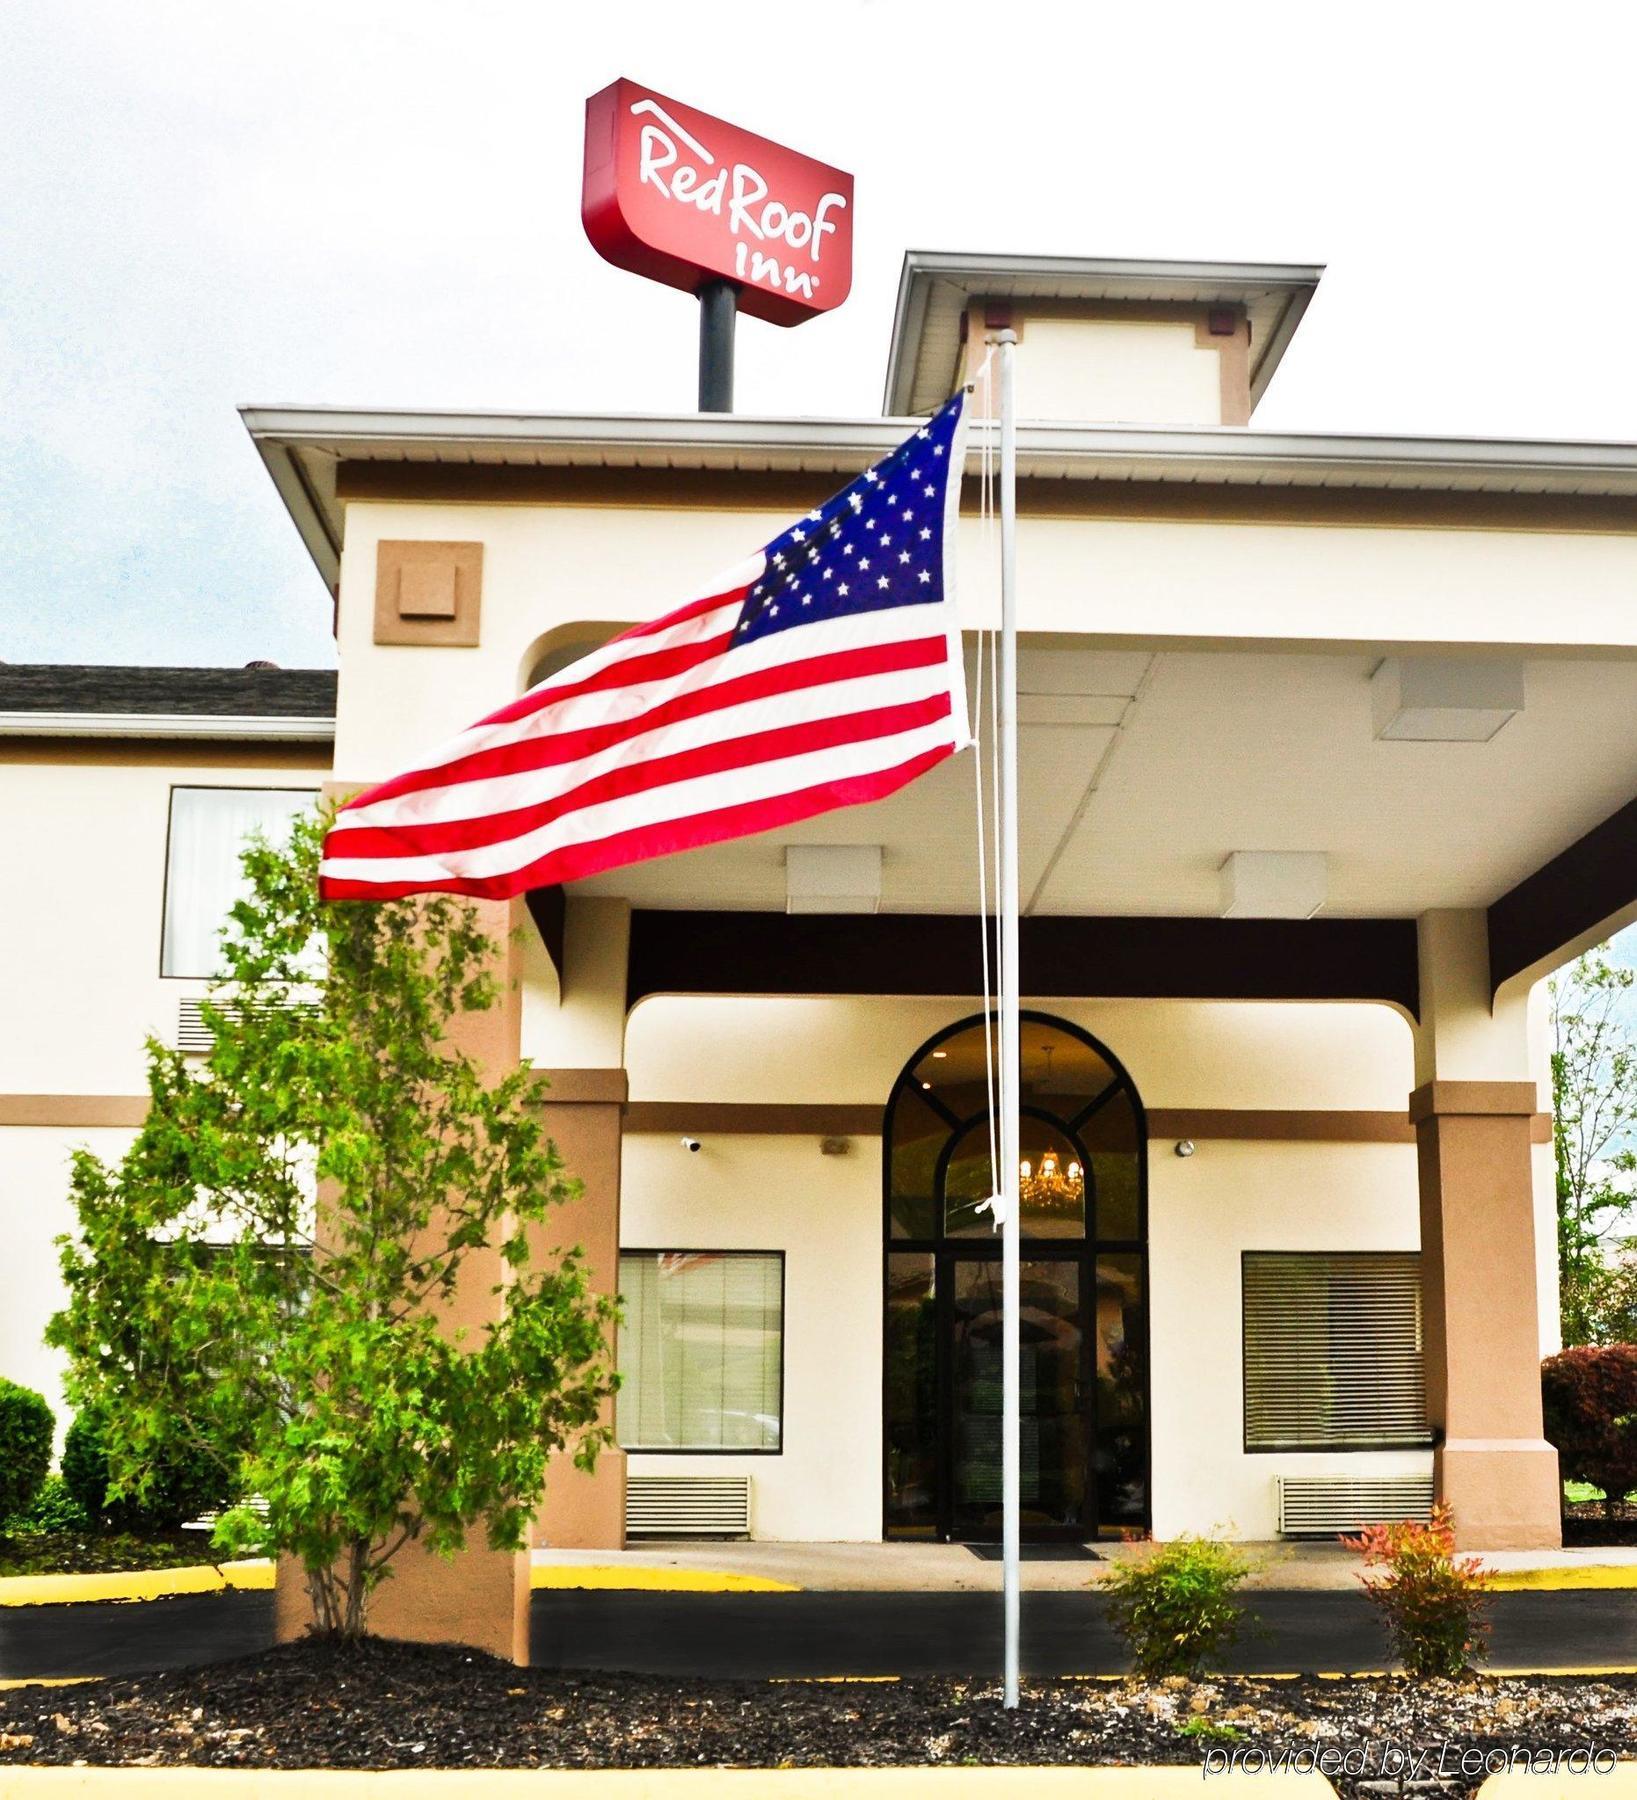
[0,711,334,742]
[880,250,1326,416]
[243,403,1637,593]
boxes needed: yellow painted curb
[529,1565,798,1593]
[0,1771,1340,1795]
[0,1562,273,1608]
[1489,1564,1637,1591]
[0,1679,94,1692]
[1479,1766,1637,1795]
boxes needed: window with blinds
[617,1251,783,1453]
[1242,1252,1432,1452]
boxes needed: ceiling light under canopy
[1370,657,1524,743]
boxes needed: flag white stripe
[321,713,958,886]
[337,661,955,835]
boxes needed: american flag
[318,392,970,902]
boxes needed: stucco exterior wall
[621,1131,882,1541]
[610,992,1497,1541]
[330,497,1637,787]
[0,749,326,1428]
[0,752,327,1096]
[0,1124,138,1437]
[1011,318,1224,426]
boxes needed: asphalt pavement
[6,1588,1637,1683]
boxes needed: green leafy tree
[1550,949,1637,1344]
[47,807,616,1638]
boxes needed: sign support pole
[994,327,1022,1710]
[698,278,737,411]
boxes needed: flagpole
[992,327,1022,1711]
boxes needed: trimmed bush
[1541,1345,1637,1509]
[1102,1534,1254,1678]
[5,1474,91,1537]
[62,1410,237,1534]
[1342,1503,1490,1679]
[0,1378,53,1527]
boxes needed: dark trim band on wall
[626,911,1420,1017]
[335,460,1637,537]
[621,1102,1547,1143]
[0,1096,151,1127]
[527,1067,628,1106]
[1150,1108,1415,1143]
[1488,791,1637,995]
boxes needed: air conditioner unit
[625,1474,752,1537]
[1276,1474,1434,1537]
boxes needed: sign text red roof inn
[582,79,854,327]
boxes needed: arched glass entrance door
[883,1013,1148,1541]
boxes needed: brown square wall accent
[374,540,483,646]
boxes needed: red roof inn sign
[582,79,854,327]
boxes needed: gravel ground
[2,1638,1636,1796]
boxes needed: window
[617,1251,783,1452]
[1243,1252,1432,1451]
[161,787,316,978]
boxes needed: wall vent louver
[625,1474,752,1537]
[1276,1475,1434,1537]
[177,995,313,1054]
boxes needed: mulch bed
[3,1638,1636,1798]
[0,1532,219,1578]
[1563,1500,1637,1547]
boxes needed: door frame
[935,1241,1098,1544]
[880,1009,1152,1546]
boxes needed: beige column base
[538,1443,628,1549]
[273,1541,531,1663]
[528,1083,627,1552]
[1436,1438,1562,1551]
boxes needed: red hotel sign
[582,79,854,328]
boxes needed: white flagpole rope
[992,328,1023,1710]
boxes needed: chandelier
[1017,1148,1084,1212]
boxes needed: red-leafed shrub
[1342,1503,1490,1679]
[1541,1345,1637,1507]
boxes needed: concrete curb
[530,1566,798,1593]
[0,1564,273,1608]
[0,1563,796,1609]
[9,1559,1637,1607]
[0,1771,1338,1795]
[1488,1565,1637,1592]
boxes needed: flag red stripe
[317,743,953,902]
[612,582,753,642]
[325,690,954,860]
[469,583,751,731]
[340,635,951,812]
[345,624,742,811]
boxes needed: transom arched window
[886,1013,1145,1245]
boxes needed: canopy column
[275,894,532,1662]
[523,894,630,1550]
[1411,909,1560,1550]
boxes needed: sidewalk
[531,1538,1637,1592]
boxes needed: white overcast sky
[4,0,1636,670]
